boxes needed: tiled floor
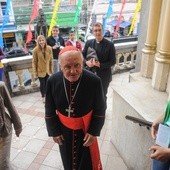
[10,72,130,170]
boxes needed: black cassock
[45,69,106,170]
[82,38,116,98]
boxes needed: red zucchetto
[59,46,79,56]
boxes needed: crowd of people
[32,23,116,105]
[0,22,169,170]
[0,22,116,169]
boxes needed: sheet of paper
[156,124,170,148]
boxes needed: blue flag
[0,0,11,48]
[103,0,114,35]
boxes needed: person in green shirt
[150,101,170,170]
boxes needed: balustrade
[15,70,25,90]
[113,40,137,73]
[2,40,137,96]
[2,56,39,96]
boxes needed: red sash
[57,111,102,170]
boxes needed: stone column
[140,0,162,78]
[152,0,170,91]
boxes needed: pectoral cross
[65,105,73,117]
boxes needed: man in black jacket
[47,26,65,73]
[82,22,116,101]
[45,46,106,170]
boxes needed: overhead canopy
[120,21,131,28]
[107,20,117,26]
[107,20,131,28]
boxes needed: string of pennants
[0,0,82,48]
[27,0,82,45]
[0,0,142,48]
[103,0,142,38]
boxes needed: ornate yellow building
[111,0,170,169]
[141,0,170,93]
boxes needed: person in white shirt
[65,31,82,51]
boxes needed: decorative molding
[142,43,156,55]
[155,50,170,64]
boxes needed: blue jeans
[53,59,60,74]
[152,160,170,170]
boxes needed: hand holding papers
[156,124,170,148]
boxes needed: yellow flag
[128,0,142,36]
[48,0,60,36]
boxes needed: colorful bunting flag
[0,0,11,48]
[48,0,60,36]
[128,0,142,36]
[73,0,82,28]
[25,0,40,46]
[86,0,97,40]
[103,0,113,35]
[114,0,126,38]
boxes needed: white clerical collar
[96,38,103,43]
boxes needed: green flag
[73,0,82,28]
